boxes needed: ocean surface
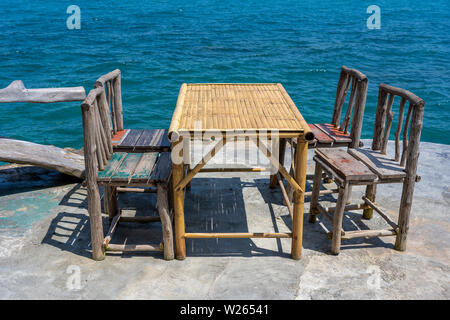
[0,0,449,149]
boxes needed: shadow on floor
[40,174,395,260]
[184,177,290,258]
[256,176,395,254]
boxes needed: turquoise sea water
[0,0,449,148]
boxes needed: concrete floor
[0,140,448,299]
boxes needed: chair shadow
[40,173,395,259]
[41,183,93,259]
[41,183,164,259]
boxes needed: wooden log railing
[94,69,123,134]
[331,66,368,149]
[0,80,86,103]
[0,81,86,178]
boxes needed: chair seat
[313,123,352,145]
[308,124,334,145]
[315,148,377,182]
[112,129,171,152]
[97,151,171,185]
[348,148,406,180]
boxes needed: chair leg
[331,182,349,255]
[157,183,174,260]
[270,138,286,189]
[345,186,353,204]
[285,166,295,205]
[184,165,191,190]
[363,184,377,219]
[183,137,191,190]
[309,163,323,223]
[395,178,415,251]
[168,178,174,217]
[87,181,105,261]
[284,141,296,205]
[104,186,118,222]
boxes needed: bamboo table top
[169,83,312,140]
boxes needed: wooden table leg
[157,183,174,260]
[291,139,308,260]
[172,138,186,260]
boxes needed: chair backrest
[331,66,369,148]
[94,69,123,134]
[81,87,113,176]
[371,84,425,172]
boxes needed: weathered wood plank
[315,148,377,181]
[97,152,127,181]
[135,130,158,148]
[114,129,171,151]
[118,129,143,148]
[348,148,406,180]
[150,129,171,149]
[315,123,352,143]
[309,124,334,145]
[150,152,172,182]
[130,152,159,183]
[0,138,85,178]
[110,153,142,182]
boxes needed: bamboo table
[168,83,314,260]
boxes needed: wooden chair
[94,70,171,153]
[309,84,425,254]
[307,65,369,149]
[81,86,174,261]
[282,66,368,201]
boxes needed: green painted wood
[110,153,143,182]
[130,152,159,183]
[97,152,127,181]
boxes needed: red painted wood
[309,124,334,144]
[111,129,129,146]
[315,123,352,143]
